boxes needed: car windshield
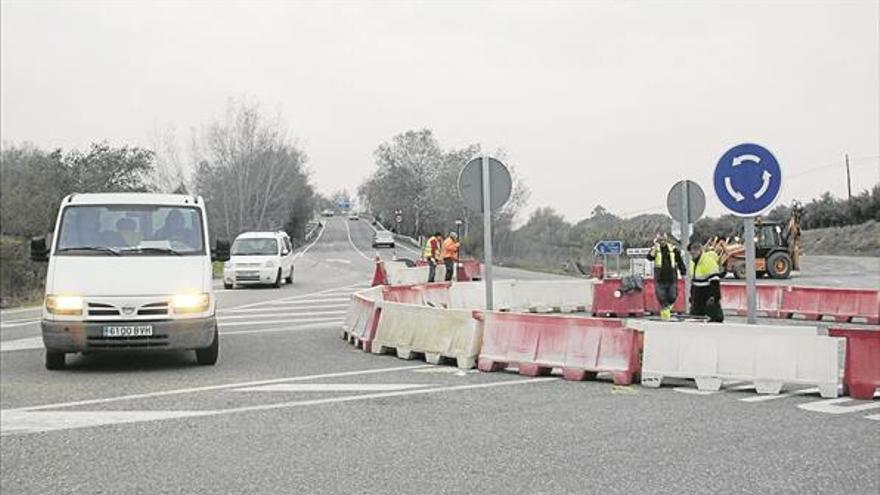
[55,205,205,256]
[232,238,279,256]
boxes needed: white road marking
[0,319,41,329]
[2,377,553,436]
[233,383,432,393]
[673,387,719,395]
[218,310,346,320]
[221,303,349,314]
[740,387,819,403]
[865,414,880,421]
[218,317,346,327]
[14,365,434,412]
[345,219,373,261]
[292,222,325,260]
[267,297,351,306]
[727,383,757,391]
[325,258,353,265]
[0,337,44,353]
[798,398,880,414]
[0,306,41,316]
[221,321,344,335]
[223,283,362,311]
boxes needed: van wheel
[273,268,282,288]
[285,267,294,284]
[195,327,219,365]
[223,281,233,289]
[45,351,66,370]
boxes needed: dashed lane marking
[218,310,346,320]
[218,317,346,327]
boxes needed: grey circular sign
[666,180,706,224]
[457,157,512,213]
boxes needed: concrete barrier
[476,312,640,384]
[341,287,383,352]
[371,301,482,369]
[641,327,842,398]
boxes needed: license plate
[102,325,153,337]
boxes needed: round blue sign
[713,143,782,217]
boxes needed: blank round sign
[457,157,512,213]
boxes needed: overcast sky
[2,0,878,220]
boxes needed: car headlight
[263,259,277,268]
[171,293,211,314]
[46,295,83,316]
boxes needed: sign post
[713,143,782,324]
[458,155,512,311]
[666,180,706,313]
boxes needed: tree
[192,99,317,241]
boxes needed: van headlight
[171,293,211,314]
[263,259,277,268]
[46,295,83,316]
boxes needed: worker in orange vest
[441,232,460,282]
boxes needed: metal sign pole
[744,217,757,323]
[481,155,494,311]
[680,180,691,314]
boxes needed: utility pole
[845,153,852,200]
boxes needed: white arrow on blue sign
[594,240,623,255]
[713,143,782,217]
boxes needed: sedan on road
[372,231,395,248]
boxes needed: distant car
[223,231,294,289]
[348,213,359,221]
[321,210,334,217]
[372,231,395,248]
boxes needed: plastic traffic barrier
[719,284,784,318]
[780,286,879,324]
[341,287,384,352]
[828,327,880,400]
[509,280,595,313]
[371,258,387,287]
[422,282,452,308]
[382,261,432,286]
[640,327,842,397]
[456,259,482,281]
[591,278,647,317]
[625,319,820,336]
[447,281,515,311]
[476,312,640,384]
[371,301,482,369]
[382,284,425,305]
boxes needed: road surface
[1,218,878,494]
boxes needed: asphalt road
[1,218,878,494]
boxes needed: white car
[372,230,395,248]
[30,193,228,369]
[223,231,295,289]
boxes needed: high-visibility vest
[423,236,435,259]
[441,238,460,260]
[652,244,677,269]
[689,250,721,287]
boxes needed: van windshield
[55,205,205,256]
[232,238,278,256]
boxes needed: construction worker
[441,232,460,282]
[423,232,443,283]
[646,234,686,320]
[688,241,724,322]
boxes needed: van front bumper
[42,317,216,353]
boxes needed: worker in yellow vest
[647,234,687,320]
[423,232,443,283]
[687,241,724,322]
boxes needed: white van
[30,193,230,370]
[223,231,295,289]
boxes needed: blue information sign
[594,240,623,255]
[713,143,782,217]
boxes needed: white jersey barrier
[626,319,821,336]
[383,261,433,286]
[447,280,596,313]
[640,325,843,398]
[370,301,481,369]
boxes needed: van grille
[88,303,119,317]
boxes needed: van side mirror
[212,239,230,262]
[31,236,49,262]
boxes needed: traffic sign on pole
[457,155,512,311]
[593,240,623,255]
[714,143,783,324]
[667,180,705,224]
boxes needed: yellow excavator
[708,203,802,280]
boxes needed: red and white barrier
[341,287,383,352]
[828,327,880,400]
[780,286,879,324]
[476,312,640,384]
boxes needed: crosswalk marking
[218,310,346,320]
[221,303,348,314]
[0,337,44,353]
[233,383,431,392]
[219,317,345,327]
[222,321,345,336]
[798,398,880,414]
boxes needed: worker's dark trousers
[443,259,455,282]
[427,260,437,283]
[655,281,678,309]
[690,284,724,322]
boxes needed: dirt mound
[801,221,880,257]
